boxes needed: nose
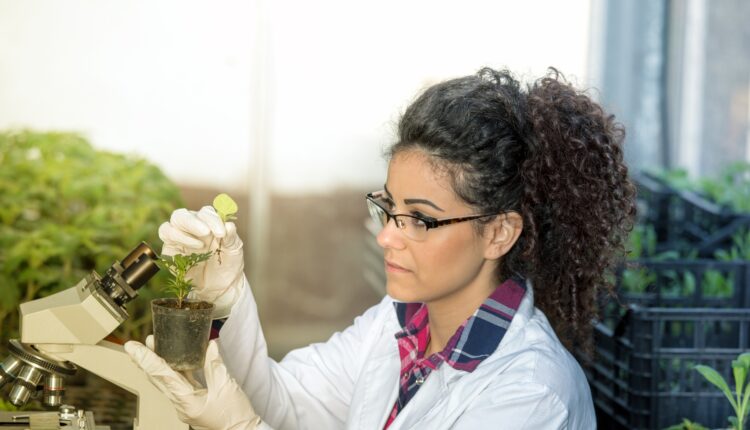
[376,217,406,250]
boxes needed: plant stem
[217,238,223,265]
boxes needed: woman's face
[376,149,498,305]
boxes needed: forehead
[386,149,463,206]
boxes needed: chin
[386,280,424,303]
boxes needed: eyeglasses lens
[367,198,388,227]
[366,194,428,241]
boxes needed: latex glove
[124,336,263,430]
[159,206,245,318]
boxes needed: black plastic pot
[151,298,214,371]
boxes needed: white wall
[0,0,592,193]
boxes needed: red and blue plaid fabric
[383,276,527,429]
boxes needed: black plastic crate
[604,260,750,333]
[634,172,675,247]
[667,189,750,256]
[612,259,750,313]
[634,172,750,256]
[582,307,750,430]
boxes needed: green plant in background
[156,252,213,307]
[0,130,184,345]
[652,167,694,192]
[664,418,710,430]
[655,163,750,213]
[716,229,750,262]
[665,352,750,429]
[695,229,750,300]
[621,224,681,293]
[698,162,750,213]
[691,352,750,430]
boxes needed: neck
[425,272,497,356]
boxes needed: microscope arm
[38,341,188,430]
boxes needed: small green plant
[212,193,238,264]
[621,224,682,293]
[154,193,237,305]
[690,352,750,430]
[156,252,213,307]
[663,418,709,430]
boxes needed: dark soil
[152,298,212,310]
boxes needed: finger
[124,341,195,397]
[145,335,154,350]
[171,208,212,238]
[202,340,229,390]
[160,242,186,257]
[159,221,206,250]
[220,222,242,250]
[197,206,227,238]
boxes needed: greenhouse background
[1,0,749,429]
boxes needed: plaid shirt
[383,276,527,429]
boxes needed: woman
[125,67,636,429]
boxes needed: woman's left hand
[124,337,263,430]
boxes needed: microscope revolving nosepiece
[2,340,77,407]
[0,355,22,390]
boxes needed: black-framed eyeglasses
[366,190,499,241]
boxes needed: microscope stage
[0,410,109,429]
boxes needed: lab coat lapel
[346,322,401,430]
[386,367,450,430]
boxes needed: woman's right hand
[158,206,246,318]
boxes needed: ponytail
[519,69,636,352]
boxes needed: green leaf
[734,360,747,399]
[740,382,750,422]
[695,364,739,411]
[728,416,739,430]
[213,193,238,222]
[663,418,710,430]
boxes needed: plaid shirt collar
[392,275,528,372]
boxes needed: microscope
[0,242,188,429]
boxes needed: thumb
[145,335,155,350]
[203,340,227,391]
[124,341,195,398]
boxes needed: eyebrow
[383,184,445,212]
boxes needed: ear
[483,212,523,260]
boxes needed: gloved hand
[159,206,245,318]
[124,336,263,430]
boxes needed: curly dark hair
[390,67,637,353]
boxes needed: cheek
[416,237,482,288]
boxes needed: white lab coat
[218,280,596,430]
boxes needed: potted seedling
[151,251,214,371]
[151,193,239,371]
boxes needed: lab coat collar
[383,280,537,430]
[391,276,528,373]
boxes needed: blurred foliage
[716,229,750,262]
[0,130,183,347]
[653,162,750,212]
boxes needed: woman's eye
[410,217,426,227]
[409,214,428,227]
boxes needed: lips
[385,259,411,273]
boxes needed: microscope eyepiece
[101,242,160,306]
